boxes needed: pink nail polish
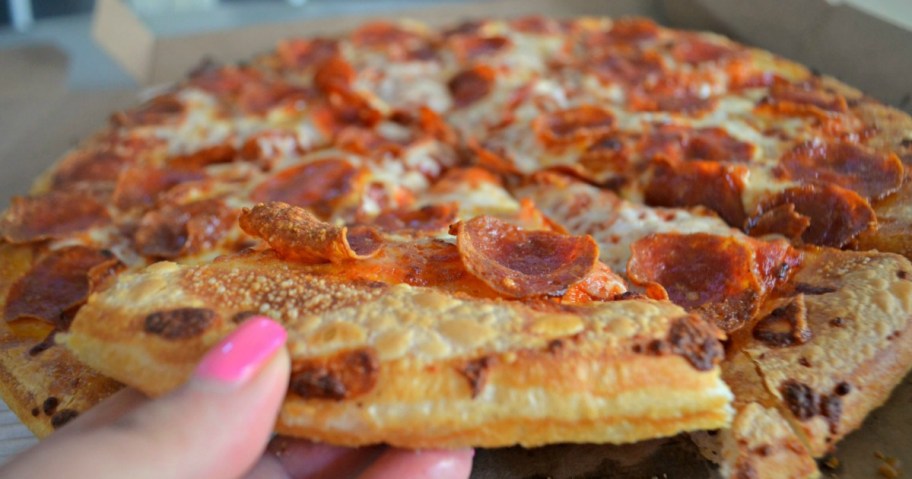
[195,317,286,384]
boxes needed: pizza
[1,15,911,478]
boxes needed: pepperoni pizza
[2,16,912,479]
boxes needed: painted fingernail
[195,317,286,384]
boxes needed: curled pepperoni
[112,166,205,210]
[373,204,458,233]
[240,202,382,263]
[335,127,404,157]
[750,184,876,248]
[533,106,615,147]
[276,38,339,70]
[450,35,512,62]
[390,106,457,144]
[134,198,235,259]
[0,189,111,244]
[628,233,765,332]
[645,158,748,227]
[251,159,363,220]
[448,65,496,109]
[745,203,810,242]
[111,94,185,127]
[236,81,312,115]
[3,246,115,329]
[188,65,263,98]
[453,216,599,298]
[780,140,903,200]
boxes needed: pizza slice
[61,202,732,448]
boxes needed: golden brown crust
[737,248,912,456]
[62,251,733,448]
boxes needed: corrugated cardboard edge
[664,0,912,114]
[92,0,157,83]
[94,0,663,85]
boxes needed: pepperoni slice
[352,21,424,48]
[276,38,339,70]
[780,140,904,200]
[645,158,748,227]
[188,65,263,98]
[111,94,185,127]
[168,144,237,171]
[629,75,716,114]
[509,16,561,34]
[314,56,357,94]
[390,106,457,144]
[251,159,363,220]
[134,198,234,259]
[240,202,382,263]
[448,65,496,109]
[641,126,754,163]
[112,166,205,210]
[335,127,404,157]
[453,216,599,298]
[759,81,848,116]
[627,233,764,332]
[671,34,741,64]
[236,81,312,115]
[373,204,458,233]
[0,189,111,244]
[51,149,130,188]
[3,246,114,329]
[750,184,876,248]
[590,51,664,85]
[744,203,810,241]
[533,106,615,147]
[449,35,512,62]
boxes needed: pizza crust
[62,251,733,448]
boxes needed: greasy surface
[64,251,732,447]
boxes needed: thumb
[3,317,289,479]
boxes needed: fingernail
[195,317,286,384]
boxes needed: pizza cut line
[1,15,911,478]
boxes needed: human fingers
[357,448,475,479]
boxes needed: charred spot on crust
[230,310,258,324]
[143,308,216,340]
[834,382,852,396]
[547,339,566,354]
[30,408,39,417]
[458,355,497,398]
[794,283,837,295]
[900,138,912,149]
[752,295,812,348]
[28,332,57,356]
[42,397,59,416]
[830,317,847,328]
[821,395,842,435]
[781,380,819,421]
[290,348,379,400]
[666,314,724,371]
[897,270,910,280]
[51,409,79,429]
[799,357,812,367]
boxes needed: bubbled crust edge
[744,249,912,457]
[62,255,734,448]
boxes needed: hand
[0,317,474,478]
